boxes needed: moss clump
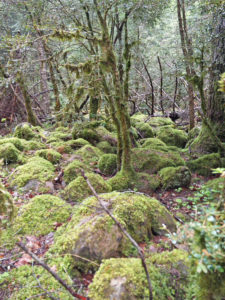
[46,131,72,144]
[131,113,148,124]
[9,157,55,187]
[96,141,116,154]
[67,138,90,150]
[14,123,36,140]
[148,117,174,128]
[134,122,154,138]
[135,173,161,193]
[187,153,221,176]
[75,145,103,165]
[64,172,112,202]
[88,250,189,300]
[107,171,132,191]
[72,125,100,144]
[48,192,176,269]
[35,149,61,164]
[159,166,191,190]
[157,127,188,148]
[132,148,185,174]
[0,183,14,221]
[0,137,24,151]
[22,139,46,150]
[95,126,117,146]
[64,160,90,183]
[204,177,225,191]
[140,138,168,152]
[0,143,21,163]
[3,263,74,300]
[98,154,117,176]
[50,141,72,154]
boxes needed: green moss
[96,141,116,153]
[22,139,46,150]
[95,126,117,146]
[9,157,55,187]
[46,131,71,143]
[0,142,21,163]
[0,137,24,151]
[75,145,103,165]
[187,153,221,176]
[107,171,132,191]
[157,127,188,148]
[135,173,161,193]
[188,127,200,141]
[88,250,189,300]
[50,141,72,154]
[4,262,74,300]
[134,122,154,138]
[64,172,112,202]
[67,138,90,149]
[48,192,176,270]
[98,154,117,176]
[72,124,100,144]
[35,149,61,164]
[140,138,168,151]
[14,123,36,140]
[148,117,174,127]
[159,166,191,190]
[0,183,14,221]
[64,160,90,183]
[132,148,185,174]
[204,177,225,190]
[131,113,148,124]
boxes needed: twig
[81,171,153,300]
[16,242,89,300]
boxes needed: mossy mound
[0,183,14,221]
[13,123,36,140]
[9,157,55,187]
[157,127,188,148]
[107,171,132,191]
[72,124,100,144]
[35,149,61,164]
[75,145,103,165]
[95,126,117,146]
[64,172,112,202]
[46,131,72,144]
[88,250,189,300]
[159,166,191,190]
[132,148,185,174]
[204,177,225,191]
[64,160,90,183]
[188,127,201,141]
[22,139,46,151]
[187,153,221,176]
[96,141,116,154]
[48,192,176,269]
[131,113,148,124]
[2,263,74,300]
[148,117,174,128]
[134,122,154,138]
[6,195,71,237]
[0,137,24,151]
[98,154,117,176]
[140,138,168,152]
[67,138,90,150]
[0,142,21,163]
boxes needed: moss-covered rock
[134,122,154,138]
[140,138,168,152]
[67,138,90,150]
[131,113,149,124]
[48,192,176,270]
[22,139,46,151]
[132,148,185,174]
[98,154,117,176]
[64,172,112,202]
[9,157,55,187]
[75,145,103,165]
[50,141,73,154]
[159,166,191,190]
[0,137,24,151]
[64,160,90,183]
[35,149,61,164]
[148,117,174,128]
[107,171,132,191]
[88,250,190,300]
[157,127,188,148]
[13,123,36,140]
[46,131,72,143]
[72,125,100,144]
[187,153,221,176]
[0,143,21,163]
[0,183,14,221]
[95,126,117,146]
[96,141,116,154]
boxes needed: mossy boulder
[132,148,185,174]
[96,141,116,154]
[0,143,21,163]
[9,157,55,188]
[0,137,24,151]
[46,131,72,143]
[35,149,61,164]
[140,138,168,152]
[48,192,176,269]
[64,160,90,183]
[75,145,103,166]
[98,154,117,176]
[67,138,90,150]
[72,125,100,144]
[50,141,73,154]
[148,117,174,128]
[88,250,189,300]
[157,127,188,148]
[13,123,36,140]
[159,166,191,190]
[131,113,148,124]
[95,126,117,146]
[0,183,14,221]
[187,153,221,176]
[64,172,112,202]
[134,122,154,138]
[22,139,46,151]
